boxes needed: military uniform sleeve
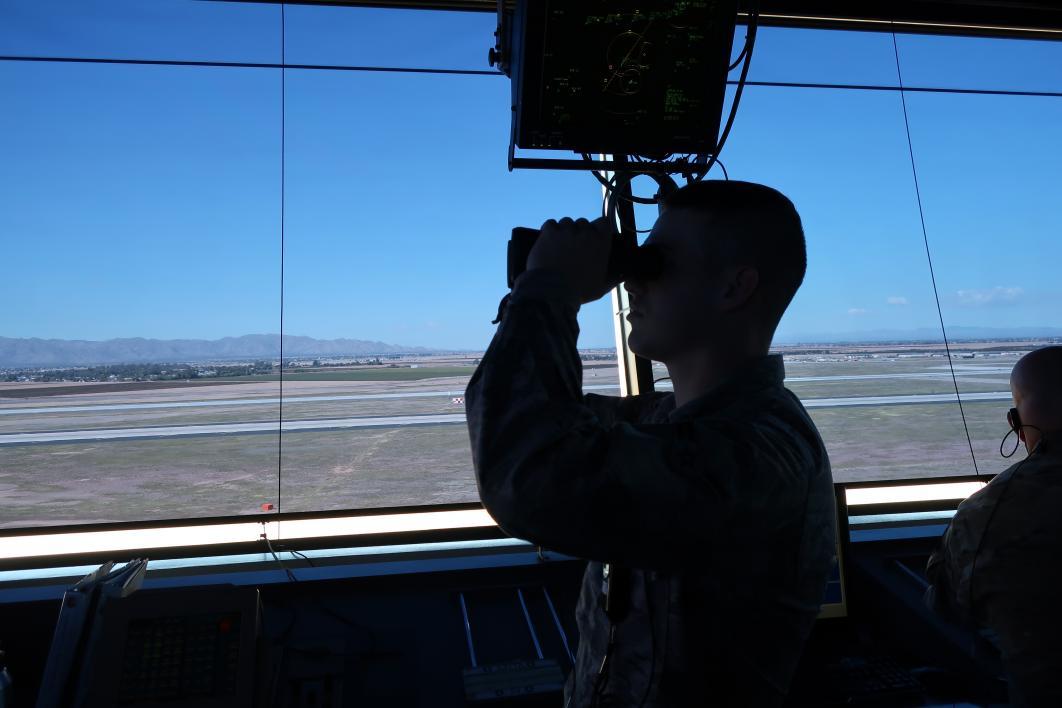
[465,270,815,571]
[925,529,964,620]
[582,393,624,426]
[926,493,991,622]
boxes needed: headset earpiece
[1002,408,1024,458]
[1008,408,1027,443]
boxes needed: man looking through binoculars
[465,180,836,707]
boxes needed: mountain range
[4,325,1061,368]
[0,335,436,368]
[774,325,1062,345]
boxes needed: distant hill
[0,335,436,368]
[775,325,1062,346]
[6,326,1061,368]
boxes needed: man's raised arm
[464,224,809,570]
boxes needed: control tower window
[0,2,613,531]
[2,5,1060,543]
[627,27,1062,484]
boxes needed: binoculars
[506,226,663,289]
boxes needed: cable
[635,574,657,708]
[698,156,729,181]
[261,523,299,583]
[718,158,730,180]
[273,543,317,567]
[1001,423,1043,458]
[738,79,1062,99]
[728,2,757,70]
[587,4,755,209]
[585,160,658,205]
[0,54,501,75]
[7,55,1062,100]
[595,168,688,234]
[890,28,980,478]
[729,40,750,72]
[697,1,759,180]
[582,4,755,220]
[289,549,316,567]
[260,525,379,654]
[590,623,617,706]
[277,2,287,517]
[591,156,728,210]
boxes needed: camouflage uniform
[926,443,1062,707]
[465,271,837,707]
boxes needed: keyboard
[834,655,925,705]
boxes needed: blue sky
[2,1,1061,350]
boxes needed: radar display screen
[509,1,738,154]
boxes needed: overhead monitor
[506,0,739,154]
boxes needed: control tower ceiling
[238,0,1062,40]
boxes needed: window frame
[2,3,1057,570]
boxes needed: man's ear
[720,266,759,311]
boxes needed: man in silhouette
[465,180,836,706]
[927,345,1062,707]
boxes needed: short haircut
[660,180,807,329]
[1013,346,1062,408]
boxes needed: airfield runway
[0,356,1023,527]
[0,388,1013,446]
[0,369,1010,417]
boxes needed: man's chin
[626,330,657,361]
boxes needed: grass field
[0,425,475,528]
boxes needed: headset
[1000,407,1034,459]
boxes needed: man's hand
[525,216,616,305]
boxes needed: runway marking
[0,385,621,416]
[801,391,1011,408]
[0,413,466,445]
[786,371,1010,382]
[0,370,1013,416]
[0,391,1015,446]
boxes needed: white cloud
[955,286,1024,306]
[887,296,909,306]
[847,308,868,316]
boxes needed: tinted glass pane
[748,27,899,86]
[0,62,282,528]
[0,0,279,63]
[279,70,615,512]
[896,33,1062,93]
[900,88,1062,472]
[635,84,977,483]
[9,7,1057,534]
[284,5,496,71]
